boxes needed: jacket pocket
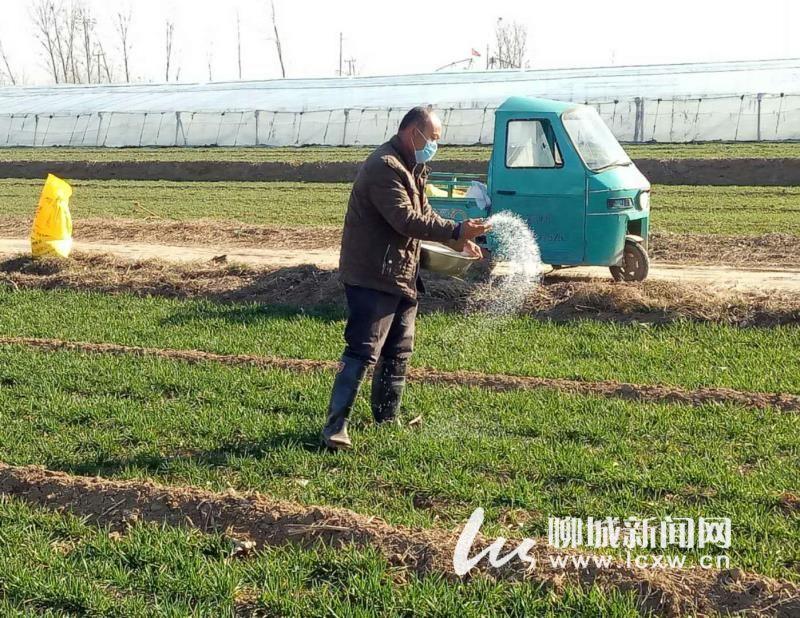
[380,242,415,279]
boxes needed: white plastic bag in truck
[466,181,491,211]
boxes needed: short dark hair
[399,105,433,132]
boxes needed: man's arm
[419,185,492,255]
[369,167,458,242]
[419,186,463,244]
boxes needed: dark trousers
[343,285,418,364]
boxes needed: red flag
[471,48,481,57]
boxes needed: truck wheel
[610,240,649,282]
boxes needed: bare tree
[50,2,70,80]
[269,0,286,78]
[79,3,96,83]
[491,18,528,69]
[31,0,86,83]
[30,1,120,85]
[115,10,132,82]
[0,41,16,85]
[164,19,175,81]
[50,1,80,82]
[68,5,81,80]
[31,0,60,82]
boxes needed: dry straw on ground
[2,252,799,326]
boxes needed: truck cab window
[506,119,562,168]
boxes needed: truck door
[490,115,586,265]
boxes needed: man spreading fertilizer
[321,106,491,450]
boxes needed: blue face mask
[414,128,438,164]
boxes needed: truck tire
[609,240,649,282]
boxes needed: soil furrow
[0,463,797,617]
[2,157,800,185]
[1,336,797,412]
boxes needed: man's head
[398,106,442,164]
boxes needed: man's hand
[461,240,483,259]
[460,218,492,241]
[447,218,492,252]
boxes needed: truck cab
[428,96,652,281]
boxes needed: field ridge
[1,462,798,617]
[2,336,797,412]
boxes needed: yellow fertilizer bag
[30,174,73,258]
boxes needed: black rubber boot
[371,356,408,424]
[321,354,368,450]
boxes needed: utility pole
[165,19,175,82]
[338,32,343,76]
[236,11,242,79]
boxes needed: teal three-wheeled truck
[428,96,651,281]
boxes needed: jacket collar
[389,134,419,174]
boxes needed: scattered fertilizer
[475,211,543,314]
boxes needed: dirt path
[4,217,798,268]
[2,336,797,412]
[0,237,341,269]
[1,462,798,617]
[1,236,798,292]
[550,263,800,292]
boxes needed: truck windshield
[562,107,631,171]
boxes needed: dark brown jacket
[339,135,458,299]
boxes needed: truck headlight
[639,191,650,210]
[607,197,634,209]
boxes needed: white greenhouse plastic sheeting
[1,58,799,146]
